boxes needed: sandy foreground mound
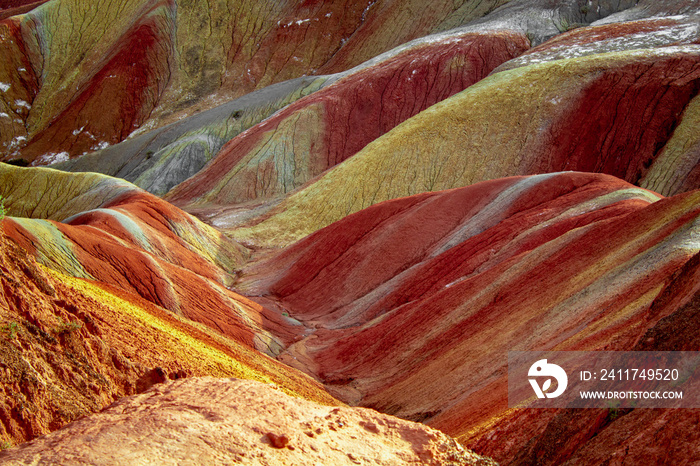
[0,377,495,465]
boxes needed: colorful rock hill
[227,18,700,248]
[165,30,529,207]
[55,27,529,200]
[0,163,316,355]
[0,223,337,445]
[239,171,700,463]
[1,0,700,464]
[54,76,330,196]
[0,0,517,166]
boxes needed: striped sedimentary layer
[466,251,700,465]
[0,231,338,447]
[0,164,301,355]
[59,3,691,206]
[0,0,662,172]
[230,36,700,248]
[0,0,518,165]
[57,27,528,199]
[1,0,699,462]
[238,171,700,461]
[54,76,329,196]
[0,0,175,163]
[165,30,529,207]
[493,12,700,72]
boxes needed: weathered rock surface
[2,1,700,464]
[54,76,329,196]
[165,30,528,208]
[0,164,302,355]
[231,43,700,248]
[494,13,700,73]
[239,171,700,463]
[56,27,528,199]
[593,0,700,25]
[0,0,517,165]
[0,232,337,447]
[0,0,174,163]
[468,0,639,45]
[467,256,700,465]
[0,377,496,466]
[0,0,649,170]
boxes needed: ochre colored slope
[0,233,338,447]
[0,377,493,465]
[0,0,514,165]
[238,172,700,448]
[643,89,700,196]
[490,15,700,198]
[0,164,136,221]
[232,45,700,248]
[166,31,529,208]
[0,164,302,355]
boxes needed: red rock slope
[0,232,338,447]
[1,1,700,464]
[166,30,529,208]
[0,377,496,465]
[0,0,511,165]
[0,164,303,355]
[238,171,700,462]
[0,1,46,20]
[467,256,700,465]
[230,37,700,248]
